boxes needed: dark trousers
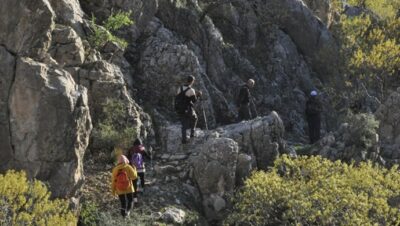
[118,193,133,217]
[180,112,198,143]
[307,115,321,144]
[238,104,251,121]
[133,172,145,198]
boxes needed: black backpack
[174,86,191,114]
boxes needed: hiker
[111,154,138,218]
[305,90,322,144]
[237,79,255,121]
[175,75,202,144]
[127,138,148,203]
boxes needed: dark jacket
[237,85,251,107]
[305,97,322,118]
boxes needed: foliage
[89,11,134,49]
[91,99,137,151]
[344,113,379,149]
[79,201,100,226]
[225,155,400,226]
[331,0,400,99]
[0,170,76,226]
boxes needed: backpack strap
[180,86,192,95]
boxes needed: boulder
[48,0,85,35]
[161,206,186,224]
[190,138,239,221]
[8,58,92,197]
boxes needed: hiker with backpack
[127,138,148,204]
[111,154,138,218]
[175,75,202,144]
[305,90,322,144]
[237,79,255,121]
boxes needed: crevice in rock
[7,54,17,160]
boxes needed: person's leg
[308,120,314,144]
[118,194,127,217]
[139,172,145,189]
[181,115,188,143]
[190,113,198,137]
[126,193,133,214]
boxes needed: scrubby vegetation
[332,0,399,99]
[91,98,137,152]
[89,11,134,49]
[226,155,400,225]
[0,170,76,226]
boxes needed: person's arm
[187,88,198,103]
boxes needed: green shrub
[89,11,134,49]
[225,155,400,225]
[0,170,76,226]
[91,99,137,151]
[79,201,100,226]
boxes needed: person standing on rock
[175,75,202,144]
[305,90,322,144]
[111,154,138,218]
[127,138,148,204]
[237,79,255,121]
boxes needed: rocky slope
[2,0,399,224]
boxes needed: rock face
[8,58,92,197]
[0,0,54,58]
[75,0,341,139]
[376,88,400,165]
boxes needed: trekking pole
[200,99,209,130]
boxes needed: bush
[89,11,134,49]
[225,155,400,225]
[91,99,137,151]
[0,170,76,226]
[79,201,100,226]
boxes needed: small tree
[89,11,134,49]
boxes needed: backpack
[174,86,191,114]
[131,153,144,170]
[116,169,130,190]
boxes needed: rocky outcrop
[190,138,239,221]
[376,88,400,165]
[9,58,92,197]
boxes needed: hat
[310,90,318,96]
[118,155,129,164]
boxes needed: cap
[310,90,318,96]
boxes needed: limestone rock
[48,0,85,35]
[8,58,92,197]
[0,0,54,58]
